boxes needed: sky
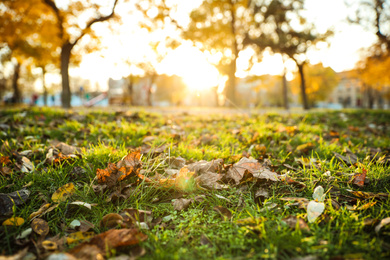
[67,0,377,92]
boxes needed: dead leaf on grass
[69,228,147,258]
[280,197,310,209]
[351,169,367,188]
[100,213,124,229]
[346,190,389,200]
[334,149,358,165]
[66,231,95,245]
[51,183,75,203]
[296,143,315,153]
[213,206,232,220]
[31,218,49,237]
[97,151,144,188]
[2,217,25,226]
[172,198,193,211]
[226,157,278,185]
[29,203,58,220]
[282,216,310,231]
[375,217,390,234]
[195,172,223,190]
[187,159,223,175]
[0,188,30,216]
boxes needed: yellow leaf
[52,183,75,203]
[66,231,95,245]
[29,203,51,220]
[3,217,25,226]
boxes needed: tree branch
[43,0,65,40]
[72,0,119,46]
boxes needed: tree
[43,0,119,108]
[348,0,390,53]
[244,0,329,109]
[291,63,339,107]
[347,0,390,108]
[0,0,60,104]
[351,54,390,108]
[183,0,251,106]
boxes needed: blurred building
[326,72,361,108]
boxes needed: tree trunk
[282,70,289,110]
[127,76,133,106]
[61,43,73,108]
[42,67,48,106]
[12,62,21,104]
[225,0,238,107]
[367,86,375,109]
[297,63,309,110]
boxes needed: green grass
[0,107,389,259]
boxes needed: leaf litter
[0,109,389,259]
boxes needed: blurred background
[0,0,389,110]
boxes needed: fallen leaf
[226,157,278,184]
[187,159,223,174]
[69,228,147,257]
[195,172,223,190]
[21,156,34,173]
[3,217,25,226]
[0,248,28,260]
[52,183,75,203]
[16,228,33,240]
[255,187,269,203]
[66,231,96,245]
[29,204,59,220]
[282,216,310,231]
[0,188,30,216]
[100,213,124,229]
[31,218,49,237]
[296,143,315,153]
[307,201,325,223]
[42,240,58,251]
[213,206,232,219]
[334,149,358,165]
[172,198,193,211]
[355,201,377,210]
[375,217,390,234]
[168,157,186,169]
[346,190,389,200]
[69,219,81,229]
[96,151,143,188]
[200,233,212,246]
[54,142,81,155]
[351,169,367,188]
[313,186,325,202]
[280,197,310,209]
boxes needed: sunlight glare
[158,43,220,91]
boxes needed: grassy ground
[0,107,389,259]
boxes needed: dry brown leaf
[100,213,124,229]
[69,228,148,257]
[96,151,144,188]
[31,218,49,237]
[282,216,310,231]
[351,169,367,188]
[213,206,232,220]
[195,172,223,190]
[172,198,193,211]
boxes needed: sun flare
[158,43,221,92]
